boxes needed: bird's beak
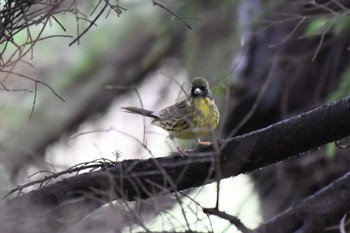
[194,87,202,95]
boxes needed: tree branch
[2,97,350,232]
[254,171,350,233]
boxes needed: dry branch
[1,97,350,232]
[254,171,350,233]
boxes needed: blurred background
[1,0,350,232]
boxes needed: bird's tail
[121,107,158,119]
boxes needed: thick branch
[254,171,350,233]
[2,97,350,232]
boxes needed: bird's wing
[155,100,191,120]
[151,100,193,132]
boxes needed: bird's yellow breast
[192,97,220,128]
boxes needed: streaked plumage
[122,77,220,143]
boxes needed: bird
[122,77,220,147]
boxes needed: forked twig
[152,0,192,30]
[203,208,253,233]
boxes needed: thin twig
[69,1,108,46]
[152,0,192,30]
[2,159,116,200]
[29,80,37,119]
[203,208,253,233]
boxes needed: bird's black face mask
[191,86,213,99]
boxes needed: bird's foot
[195,138,213,146]
[177,147,191,156]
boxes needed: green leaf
[304,17,330,37]
[326,143,336,159]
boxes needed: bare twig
[203,208,253,233]
[69,1,108,46]
[29,80,38,119]
[225,55,277,139]
[152,0,192,30]
[3,158,116,199]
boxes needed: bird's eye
[201,86,208,91]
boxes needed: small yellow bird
[122,77,220,145]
